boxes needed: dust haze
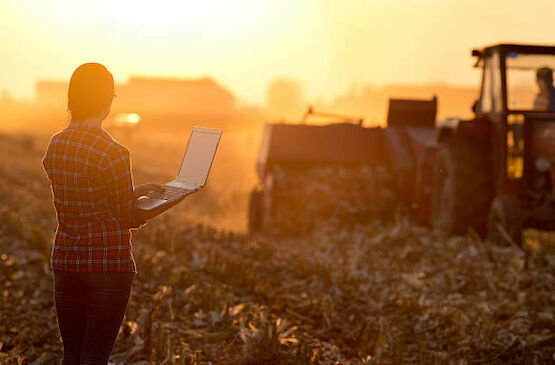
[0,77,478,231]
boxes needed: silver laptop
[135,126,222,211]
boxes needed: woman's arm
[132,183,171,223]
[134,183,164,199]
[134,195,186,222]
[102,144,181,228]
[102,146,150,229]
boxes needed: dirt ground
[0,130,553,364]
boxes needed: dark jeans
[54,271,134,365]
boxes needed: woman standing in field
[42,63,163,364]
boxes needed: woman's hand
[134,183,165,199]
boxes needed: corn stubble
[0,133,554,364]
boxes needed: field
[0,124,554,364]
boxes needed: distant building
[116,76,235,114]
[34,76,235,115]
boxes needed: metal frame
[474,44,555,195]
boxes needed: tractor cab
[435,44,555,244]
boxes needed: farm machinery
[249,43,555,244]
[248,98,439,235]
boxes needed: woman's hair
[68,63,114,121]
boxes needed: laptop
[135,126,222,211]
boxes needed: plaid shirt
[42,121,142,273]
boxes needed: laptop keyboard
[147,185,190,200]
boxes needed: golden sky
[1,0,554,104]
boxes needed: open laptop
[135,126,222,211]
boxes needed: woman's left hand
[134,183,165,199]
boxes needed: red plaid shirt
[42,121,142,273]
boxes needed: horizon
[5,74,480,103]
[3,75,481,124]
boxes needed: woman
[42,63,163,364]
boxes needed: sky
[1,0,554,104]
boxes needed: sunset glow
[1,1,555,363]
[1,0,555,104]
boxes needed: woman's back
[43,120,136,273]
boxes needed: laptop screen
[177,127,222,185]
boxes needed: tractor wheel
[248,188,264,236]
[432,136,493,236]
[487,196,523,246]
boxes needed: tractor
[250,43,555,244]
[434,43,555,244]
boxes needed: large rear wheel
[432,136,493,236]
